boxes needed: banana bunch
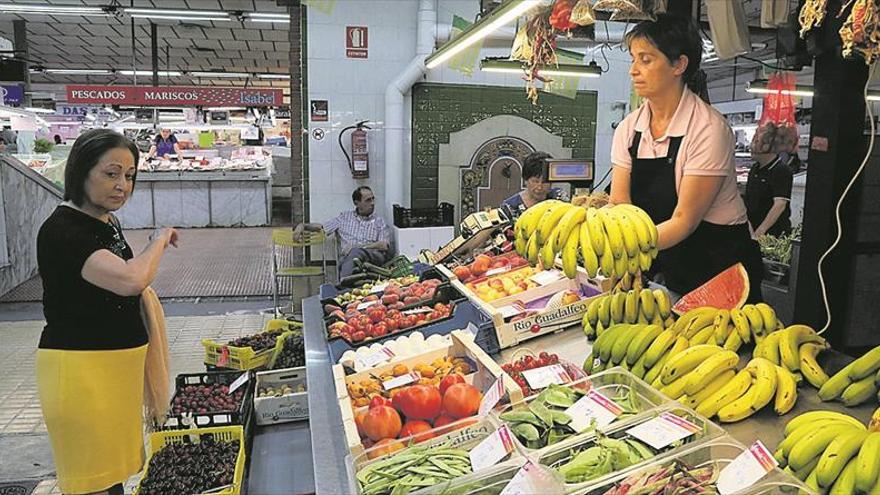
[753,324,830,390]
[513,200,658,281]
[582,288,674,339]
[774,411,879,494]
[586,324,689,383]
[818,345,880,407]
[670,303,779,352]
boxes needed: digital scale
[419,209,510,265]
[543,158,595,197]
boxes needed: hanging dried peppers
[798,0,828,37]
[839,0,880,64]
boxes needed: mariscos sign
[65,85,283,107]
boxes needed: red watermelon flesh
[671,263,749,315]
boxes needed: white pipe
[433,20,630,45]
[384,0,435,216]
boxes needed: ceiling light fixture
[480,58,601,78]
[190,71,251,78]
[746,79,880,101]
[257,73,290,79]
[426,0,542,69]
[44,68,113,74]
[125,8,228,17]
[129,14,229,21]
[119,70,182,76]
[247,13,289,22]
[0,3,108,15]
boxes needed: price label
[485,266,511,277]
[382,372,419,391]
[355,347,395,369]
[564,390,623,432]
[217,346,230,367]
[402,307,432,315]
[626,412,700,450]
[228,372,249,394]
[465,322,481,339]
[478,377,506,417]
[716,441,778,495]
[369,283,388,294]
[357,300,380,311]
[469,425,516,471]
[530,270,563,286]
[500,461,562,495]
[498,304,526,319]
[521,364,571,390]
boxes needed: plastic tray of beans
[134,425,246,495]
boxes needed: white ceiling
[0,0,291,92]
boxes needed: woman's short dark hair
[625,13,703,85]
[63,129,140,206]
[522,151,552,181]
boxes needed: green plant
[33,138,54,153]
[758,225,801,265]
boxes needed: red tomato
[442,383,482,419]
[355,411,368,438]
[347,317,361,330]
[384,318,399,332]
[415,313,427,323]
[399,316,414,328]
[439,373,466,395]
[370,396,392,409]
[429,310,442,321]
[373,322,388,337]
[362,405,402,441]
[398,420,434,442]
[351,331,366,342]
[395,385,442,420]
[432,414,456,435]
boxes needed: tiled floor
[0,312,274,493]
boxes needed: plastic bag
[570,0,596,26]
[752,72,799,154]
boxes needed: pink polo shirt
[611,88,748,226]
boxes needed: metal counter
[303,294,876,494]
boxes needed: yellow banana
[630,349,650,379]
[626,324,663,366]
[597,295,611,327]
[613,209,641,258]
[638,289,656,322]
[514,234,527,257]
[779,325,825,372]
[611,324,642,364]
[585,207,606,257]
[642,329,676,369]
[774,365,798,415]
[553,206,587,252]
[841,375,879,407]
[525,233,539,264]
[712,310,731,346]
[586,297,601,326]
[619,203,658,248]
[747,357,778,413]
[579,222,600,278]
[855,432,880,493]
[610,292,626,324]
[561,227,580,279]
[516,199,561,239]
[624,290,640,323]
[599,241,615,279]
[583,313,595,340]
[536,202,573,246]
[784,411,867,436]
[659,373,690,400]
[723,326,743,352]
[644,336,689,386]
[626,255,640,276]
[730,308,752,344]
[800,342,831,389]
[653,289,672,319]
[743,305,765,335]
[683,350,739,396]
[789,423,862,471]
[689,326,716,346]
[829,458,858,495]
[759,330,783,366]
[717,384,759,422]
[594,323,628,362]
[755,303,778,331]
[684,311,719,339]
[670,307,712,335]
[660,344,723,385]
[614,253,628,280]
[816,429,869,488]
[682,369,736,409]
[780,419,862,459]
[597,208,625,259]
[695,369,753,418]
[540,227,560,269]
[849,345,880,381]
[637,251,653,273]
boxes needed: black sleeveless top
[37,205,148,350]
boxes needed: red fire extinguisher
[339,120,370,179]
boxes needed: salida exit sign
[346,26,368,58]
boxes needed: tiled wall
[410,84,598,208]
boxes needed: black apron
[629,131,764,303]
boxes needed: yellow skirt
[37,345,148,494]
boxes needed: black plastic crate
[164,371,254,437]
[393,202,454,228]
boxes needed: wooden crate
[456,267,605,349]
[332,329,521,458]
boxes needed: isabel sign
[65,85,283,107]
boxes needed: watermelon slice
[671,263,749,315]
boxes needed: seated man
[295,186,392,278]
[501,151,569,217]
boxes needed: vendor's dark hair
[522,151,552,181]
[64,129,139,206]
[625,13,703,86]
[352,185,372,203]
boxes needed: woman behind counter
[609,14,763,302]
[147,127,181,159]
[36,129,178,495]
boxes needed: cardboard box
[253,367,308,426]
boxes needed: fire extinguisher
[339,120,370,179]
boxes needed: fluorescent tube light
[24,107,54,114]
[426,0,542,69]
[190,71,251,78]
[119,70,182,76]
[0,3,106,14]
[44,68,112,74]
[125,8,228,17]
[129,14,229,21]
[247,13,289,22]
[745,80,815,98]
[248,18,290,23]
[257,73,290,79]
[480,59,600,78]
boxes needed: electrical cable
[815,63,877,335]
[590,165,613,193]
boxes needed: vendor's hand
[150,227,179,248]
[292,224,305,241]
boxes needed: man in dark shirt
[745,151,793,237]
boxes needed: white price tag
[382,372,419,391]
[469,425,516,471]
[521,364,571,390]
[716,441,778,495]
[564,390,623,432]
[465,322,480,339]
[625,412,700,450]
[500,461,562,495]
[355,347,395,369]
[478,378,506,417]
[227,372,249,394]
[403,307,432,315]
[530,270,563,286]
[357,300,380,311]
[485,266,511,277]
[369,283,388,294]
[498,304,525,319]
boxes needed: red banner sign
[65,85,283,107]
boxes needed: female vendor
[147,127,181,159]
[609,14,763,302]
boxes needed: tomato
[439,373,466,396]
[361,405,402,441]
[432,414,456,435]
[415,313,427,323]
[366,438,404,459]
[429,310,442,321]
[373,322,388,337]
[347,317,361,331]
[355,411,368,438]
[442,383,482,419]
[384,318,399,332]
[395,385,442,420]
[351,331,366,342]
[361,324,374,337]
[399,316,414,328]
[370,396,392,409]
[398,420,434,442]
[434,303,446,311]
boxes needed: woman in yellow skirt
[36,129,178,495]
